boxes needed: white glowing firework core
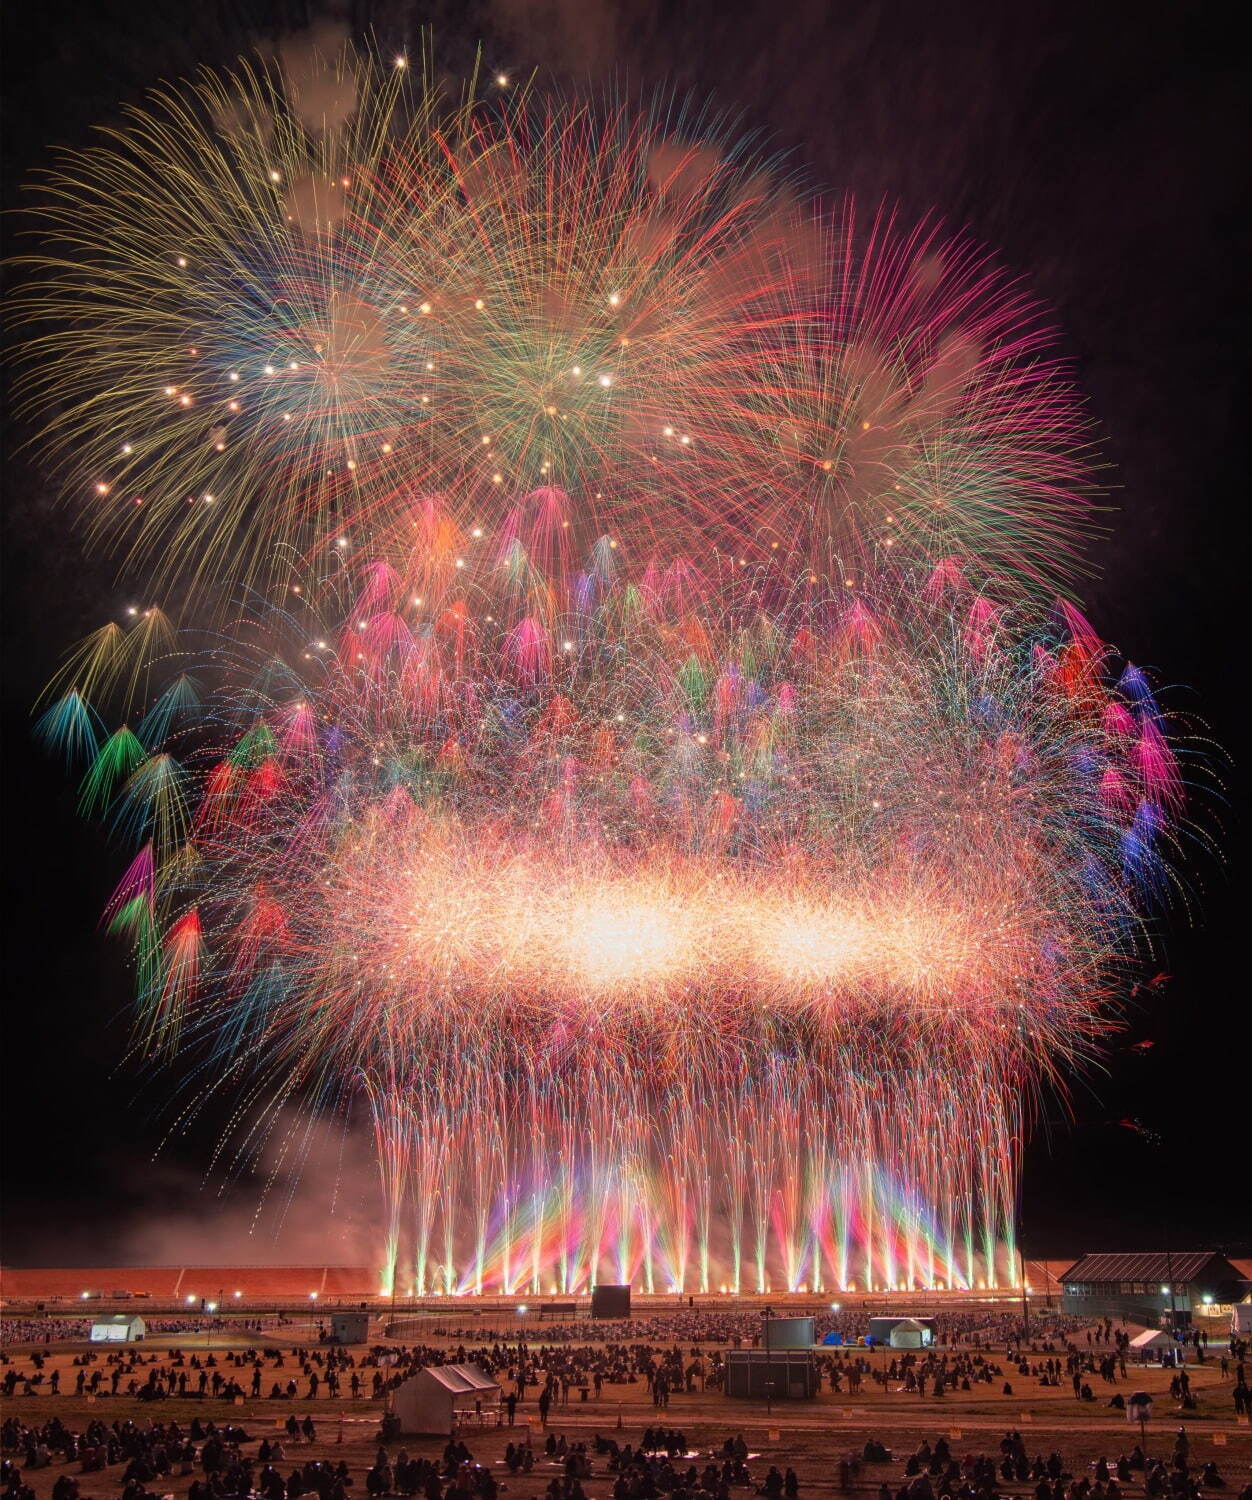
[764,908,870,982]
[566,899,687,987]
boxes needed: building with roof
[391,1363,501,1435]
[1058,1252,1246,1326]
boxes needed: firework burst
[15,43,1094,605]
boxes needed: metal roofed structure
[1060,1252,1234,1284]
[1058,1251,1245,1326]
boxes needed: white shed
[90,1314,146,1343]
[392,1363,500,1435]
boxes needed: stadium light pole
[1165,1242,1177,1330]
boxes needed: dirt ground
[4,1326,1249,1498]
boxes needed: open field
[3,1320,1249,1499]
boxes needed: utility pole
[1165,1236,1177,1331]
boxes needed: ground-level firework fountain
[365,1059,1026,1298]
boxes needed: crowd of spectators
[1,1325,1245,1423]
[1,1323,1249,1500]
[413,1312,1087,1354]
[4,1402,1251,1500]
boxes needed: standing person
[537,1388,550,1429]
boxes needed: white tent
[868,1316,931,1349]
[1129,1328,1180,1362]
[392,1363,500,1435]
[1129,1329,1175,1350]
[90,1314,146,1343]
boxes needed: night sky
[2,0,1248,1267]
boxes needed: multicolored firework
[23,40,1195,1298]
[37,480,1191,1292]
[13,40,1094,605]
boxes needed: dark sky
[2,0,1248,1267]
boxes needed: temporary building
[762,1316,816,1349]
[724,1349,818,1399]
[392,1363,501,1435]
[867,1316,932,1349]
[330,1311,370,1344]
[90,1314,146,1342]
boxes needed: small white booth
[392,1363,500,1435]
[90,1314,146,1343]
